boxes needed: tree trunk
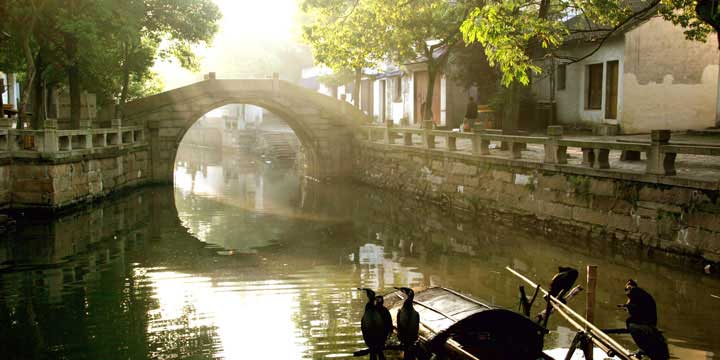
[424,63,438,123]
[118,42,131,119]
[353,67,361,109]
[65,32,81,128]
[502,0,551,132]
[31,62,46,130]
[716,51,720,128]
[18,34,37,129]
[503,82,520,132]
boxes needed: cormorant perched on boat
[621,280,669,360]
[376,295,393,343]
[395,287,420,360]
[540,267,578,326]
[548,267,579,300]
[358,288,387,360]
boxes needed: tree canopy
[302,0,477,119]
[0,0,220,126]
[460,0,720,87]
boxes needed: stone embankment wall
[0,163,10,207]
[354,143,720,265]
[0,149,149,210]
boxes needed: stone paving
[390,131,720,183]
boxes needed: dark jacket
[465,100,478,119]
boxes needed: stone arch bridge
[124,78,368,183]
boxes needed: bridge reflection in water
[0,149,718,359]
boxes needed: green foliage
[567,175,591,201]
[461,2,560,86]
[127,72,165,101]
[446,43,499,96]
[302,0,474,119]
[302,0,387,74]
[0,0,220,121]
[659,0,718,44]
[318,69,356,87]
[614,181,641,206]
[460,0,720,87]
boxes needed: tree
[446,42,499,102]
[660,0,720,48]
[371,0,476,123]
[0,0,48,127]
[302,0,387,109]
[1,0,220,128]
[461,0,720,129]
[110,0,221,118]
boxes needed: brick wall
[354,143,720,264]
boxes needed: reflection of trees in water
[0,174,718,357]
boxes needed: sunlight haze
[155,0,308,90]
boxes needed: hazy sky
[155,0,309,90]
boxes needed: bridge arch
[124,79,367,183]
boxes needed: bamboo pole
[505,266,637,360]
[585,265,598,360]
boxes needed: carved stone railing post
[423,120,435,149]
[42,119,59,152]
[647,129,676,175]
[447,135,457,151]
[544,125,567,164]
[582,148,595,167]
[593,148,610,169]
[403,130,413,146]
[272,72,279,96]
[510,142,523,159]
[384,120,395,144]
[0,117,11,129]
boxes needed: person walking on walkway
[463,96,478,132]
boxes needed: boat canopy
[387,287,548,360]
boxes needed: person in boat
[395,287,420,360]
[358,288,388,360]
[620,279,669,360]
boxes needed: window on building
[605,60,619,119]
[586,63,603,110]
[392,76,402,102]
[556,64,566,91]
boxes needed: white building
[532,15,720,134]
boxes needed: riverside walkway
[364,123,720,188]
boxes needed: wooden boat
[382,287,549,360]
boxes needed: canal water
[1,147,719,359]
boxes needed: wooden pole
[585,265,598,359]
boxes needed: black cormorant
[375,296,393,343]
[622,280,669,360]
[541,267,579,326]
[548,267,579,300]
[395,287,420,360]
[358,288,387,360]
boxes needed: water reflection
[0,147,718,359]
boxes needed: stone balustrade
[362,124,716,178]
[0,122,146,159]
